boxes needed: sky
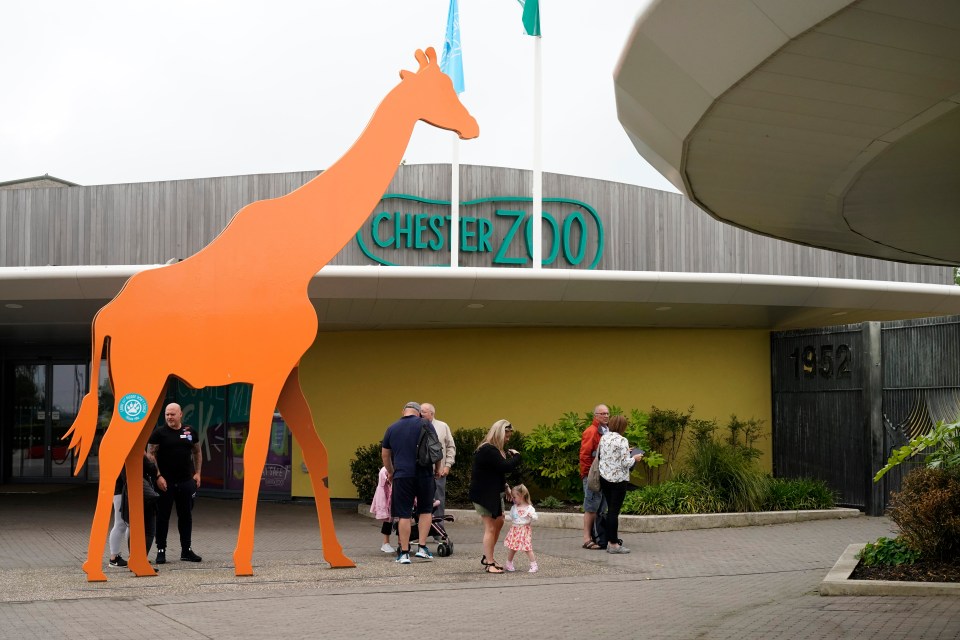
[1,1,676,192]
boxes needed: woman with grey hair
[469,419,521,573]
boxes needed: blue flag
[440,0,465,94]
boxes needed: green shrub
[875,418,960,482]
[857,536,920,567]
[522,412,587,500]
[644,406,695,482]
[621,481,724,515]
[621,408,666,471]
[349,442,383,504]
[888,467,960,561]
[349,426,530,507]
[537,495,566,509]
[684,436,768,512]
[764,477,835,511]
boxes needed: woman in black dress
[469,419,520,573]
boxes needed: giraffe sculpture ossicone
[63,46,478,582]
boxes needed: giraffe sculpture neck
[196,80,421,288]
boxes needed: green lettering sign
[355,195,604,268]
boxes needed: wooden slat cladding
[0,164,952,284]
[771,325,867,509]
[772,316,960,514]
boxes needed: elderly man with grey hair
[420,402,456,521]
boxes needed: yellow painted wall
[293,327,772,498]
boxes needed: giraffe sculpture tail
[63,313,109,473]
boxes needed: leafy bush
[349,442,383,504]
[621,481,724,515]
[537,495,566,510]
[684,435,768,512]
[888,467,960,561]
[763,477,835,510]
[522,412,589,500]
[621,408,666,470]
[875,418,960,482]
[350,425,530,506]
[643,406,695,482]
[857,536,920,567]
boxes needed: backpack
[417,419,444,467]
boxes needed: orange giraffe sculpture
[63,47,478,582]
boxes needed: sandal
[481,555,504,571]
[582,541,601,550]
[484,564,505,573]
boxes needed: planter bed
[820,544,960,596]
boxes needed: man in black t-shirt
[147,402,202,565]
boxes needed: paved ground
[1,486,959,639]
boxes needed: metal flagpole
[532,35,542,270]
[451,138,460,268]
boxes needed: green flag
[517,0,540,36]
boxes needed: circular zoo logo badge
[118,393,149,422]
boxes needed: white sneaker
[398,552,411,565]
[380,543,395,553]
[414,545,433,561]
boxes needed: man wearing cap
[381,401,441,564]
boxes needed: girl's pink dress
[503,504,537,552]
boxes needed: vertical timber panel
[863,322,884,516]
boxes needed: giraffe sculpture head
[400,47,479,140]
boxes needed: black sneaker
[156,549,166,564]
[181,548,202,562]
[109,554,127,567]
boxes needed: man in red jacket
[579,404,610,548]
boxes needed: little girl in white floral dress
[503,484,539,572]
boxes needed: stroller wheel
[437,542,452,557]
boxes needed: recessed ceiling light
[5,303,23,309]
[655,306,671,311]
[467,303,484,309]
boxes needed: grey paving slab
[0,486,957,640]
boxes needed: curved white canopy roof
[615,0,960,265]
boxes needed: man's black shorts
[391,475,435,518]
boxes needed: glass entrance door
[11,362,88,481]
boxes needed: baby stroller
[394,499,456,556]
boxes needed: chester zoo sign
[355,194,605,268]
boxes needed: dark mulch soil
[850,558,960,583]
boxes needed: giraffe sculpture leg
[125,388,165,577]
[277,367,355,568]
[82,382,166,582]
[233,382,285,577]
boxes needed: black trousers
[122,499,157,556]
[599,478,629,546]
[144,502,157,555]
[156,478,196,551]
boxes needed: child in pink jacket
[370,467,395,553]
